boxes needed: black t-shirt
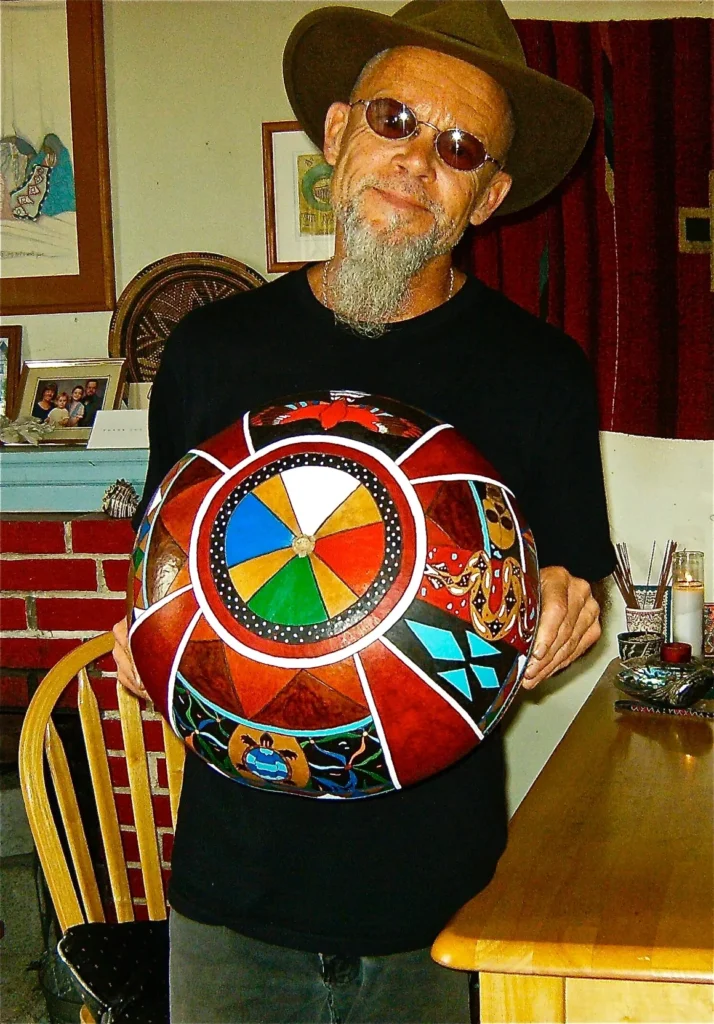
[136,268,615,956]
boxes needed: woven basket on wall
[108,252,266,382]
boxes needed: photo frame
[262,121,335,272]
[15,358,126,443]
[0,0,115,315]
[0,326,22,420]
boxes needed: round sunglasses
[351,97,503,173]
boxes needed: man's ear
[469,171,512,227]
[323,101,351,167]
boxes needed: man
[113,3,614,1021]
[81,379,102,428]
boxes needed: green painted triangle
[248,555,328,626]
[132,547,145,570]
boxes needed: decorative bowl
[128,391,540,798]
[617,657,714,708]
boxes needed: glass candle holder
[672,551,705,657]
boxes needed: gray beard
[330,181,454,338]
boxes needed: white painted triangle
[280,466,360,537]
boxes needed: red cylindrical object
[660,642,692,663]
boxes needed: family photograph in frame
[262,120,336,272]
[15,358,126,443]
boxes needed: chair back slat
[77,668,134,923]
[45,720,105,923]
[117,686,166,920]
[19,634,115,932]
[161,720,185,830]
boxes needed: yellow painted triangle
[309,555,358,617]
[229,546,295,601]
[252,475,301,535]
[315,485,381,539]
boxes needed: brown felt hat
[283,0,594,216]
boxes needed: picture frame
[15,358,126,444]
[262,121,335,273]
[0,0,115,315]
[0,326,22,420]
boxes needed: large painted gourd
[128,391,539,799]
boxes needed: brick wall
[0,514,134,708]
[1,513,175,916]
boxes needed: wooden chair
[19,631,185,1022]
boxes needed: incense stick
[654,540,676,610]
[646,541,656,590]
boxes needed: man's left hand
[522,566,602,689]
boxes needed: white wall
[504,432,714,813]
[0,0,707,359]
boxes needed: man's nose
[390,126,438,180]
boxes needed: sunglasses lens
[437,129,487,171]
[366,98,417,140]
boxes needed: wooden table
[432,661,714,1023]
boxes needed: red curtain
[458,19,713,440]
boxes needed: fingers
[112,618,148,700]
[523,605,601,688]
[522,568,601,689]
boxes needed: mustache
[340,175,445,219]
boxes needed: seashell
[102,479,140,519]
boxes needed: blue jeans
[169,910,470,1023]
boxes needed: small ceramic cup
[625,606,665,636]
[618,630,664,661]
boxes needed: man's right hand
[112,617,149,700]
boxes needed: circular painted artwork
[128,391,539,799]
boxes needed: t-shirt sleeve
[131,323,190,531]
[521,347,616,582]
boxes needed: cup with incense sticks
[625,606,665,637]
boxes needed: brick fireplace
[0,513,174,917]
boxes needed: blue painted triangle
[225,493,294,566]
[466,631,500,659]
[405,620,463,661]
[469,664,501,690]
[438,668,472,700]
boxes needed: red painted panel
[358,641,478,787]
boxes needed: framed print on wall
[0,0,115,315]
[0,326,22,420]
[16,358,126,443]
[262,121,335,273]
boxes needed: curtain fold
[459,19,713,440]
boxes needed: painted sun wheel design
[129,391,540,799]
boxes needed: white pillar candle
[672,582,704,657]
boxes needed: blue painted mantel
[0,446,150,513]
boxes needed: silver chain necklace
[321,261,455,310]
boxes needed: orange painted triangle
[258,670,368,731]
[191,614,218,641]
[310,657,368,709]
[222,645,297,720]
[313,521,385,597]
[160,477,221,552]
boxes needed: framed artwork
[262,121,335,272]
[0,326,22,420]
[0,0,115,315]
[16,358,126,443]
